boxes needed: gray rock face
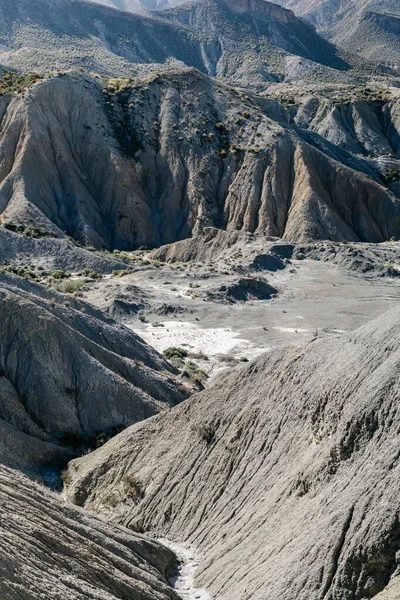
[262,88,400,159]
[0,464,179,600]
[1,71,400,248]
[0,273,186,474]
[66,306,400,600]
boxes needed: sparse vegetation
[0,265,39,280]
[60,470,72,485]
[383,167,400,183]
[53,279,86,294]
[123,474,144,503]
[51,270,70,280]
[183,360,207,382]
[0,72,43,95]
[112,269,133,277]
[196,423,216,444]
[163,347,188,360]
[1,221,54,239]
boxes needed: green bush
[53,279,86,294]
[197,423,215,444]
[51,270,70,280]
[163,347,188,360]
[123,474,144,503]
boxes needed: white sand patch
[273,327,310,333]
[131,321,251,357]
[158,539,214,600]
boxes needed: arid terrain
[0,0,399,599]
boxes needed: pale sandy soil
[82,259,400,382]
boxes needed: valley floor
[82,258,399,380]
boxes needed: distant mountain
[276,0,400,66]
[84,0,187,12]
[0,0,363,82]
[335,10,400,68]
[276,0,400,33]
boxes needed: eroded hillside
[0,272,186,476]
[66,306,400,600]
[0,71,400,248]
[0,0,365,83]
[0,465,179,600]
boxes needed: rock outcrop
[1,71,400,248]
[0,464,179,600]
[66,305,400,600]
[0,273,186,475]
[150,227,292,271]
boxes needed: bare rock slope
[1,71,400,248]
[67,306,400,600]
[0,273,185,475]
[0,464,179,600]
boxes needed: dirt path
[158,538,214,600]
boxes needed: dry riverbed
[81,257,399,383]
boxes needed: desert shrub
[1,221,18,231]
[51,269,70,280]
[79,268,103,279]
[0,72,43,95]
[0,265,38,280]
[1,221,53,238]
[189,351,209,361]
[196,423,215,444]
[54,279,86,294]
[184,360,207,382]
[61,470,72,485]
[384,167,400,183]
[163,347,188,360]
[123,474,144,503]
[112,269,133,277]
